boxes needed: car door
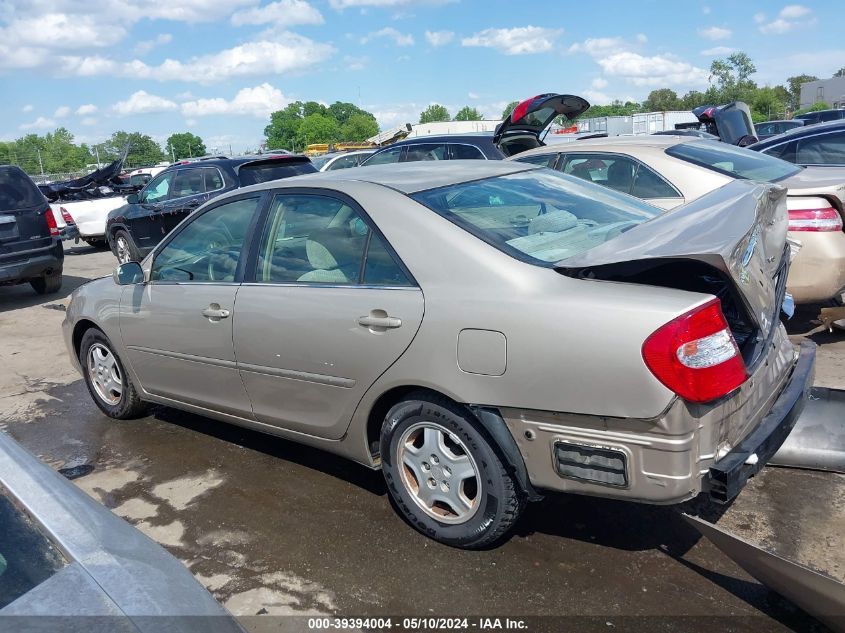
[234,191,424,439]
[127,171,175,250]
[119,194,264,417]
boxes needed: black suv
[0,166,64,295]
[106,155,316,263]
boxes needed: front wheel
[79,329,146,419]
[380,393,525,549]
[114,230,141,264]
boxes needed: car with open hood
[361,94,590,165]
[675,102,758,145]
[511,136,845,304]
[63,161,813,548]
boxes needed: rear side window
[403,144,447,162]
[665,140,801,182]
[237,160,316,187]
[0,487,67,609]
[449,144,486,160]
[171,169,207,198]
[327,154,362,171]
[514,153,557,168]
[0,167,46,211]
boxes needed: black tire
[113,229,142,264]
[79,328,147,419]
[30,271,62,295]
[380,392,525,549]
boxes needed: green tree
[709,52,757,102]
[642,88,681,112]
[751,86,789,121]
[795,101,832,116]
[340,113,379,141]
[166,132,206,160]
[501,101,520,120]
[834,67,845,78]
[328,102,365,126]
[454,106,483,121]
[297,113,340,145]
[265,102,307,150]
[100,131,165,168]
[786,74,818,110]
[419,104,450,123]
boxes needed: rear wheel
[380,392,525,549]
[79,329,146,419]
[30,271,62,295]
[114,230,141,264]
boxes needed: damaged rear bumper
[708,340,816,504]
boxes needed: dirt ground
[1,242,843,632]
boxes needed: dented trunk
[557,180,790,368]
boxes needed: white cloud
[0,13,127,51]
[231,0,323,26]
[58,55,119,76]
[468,91,480,99]
[780,4,811,19]
[180,83,291,118]
[54,106,71,118]
[698,26,731,40]
[361,26,414,46]
[583,90,611,105]
[330,0,452,8]
[76,104,98,115]
[701,46,735,56]
[591,77,608,89]
[759,5,815,34]
[135,33,173,55]
[343,55,368,70]
[596,51,709,88]
[21,105,33,113]
[112,90,178,115]
[425,30,454,46]
[462,26,562,55]
[568,37,626,57]
[20,117,57,131]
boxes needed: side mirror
[126,193,139,204]
[113,262,144,286]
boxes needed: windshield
[0,486,67,609]
[665,140,801,182]
[410,169,661,265]
[0,167,46,211]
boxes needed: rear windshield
[666,140,801,182]
[237,160,316,187]
[0,167,46,211]
[410,168,660,265]
[0,486,67,609]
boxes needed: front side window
[170,169,207,199]
[129,174,151,188]
[327,154,361,170]
[411,169,660,264]
[363,146,403,165]
[255,194,411,286]
[151,197,260,282]
[403,144,447,162]
[796,131,845,165]
[449,144,486,160]
[141,172,174,203]
[665,140,801,182]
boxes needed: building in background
[800,76,845,110]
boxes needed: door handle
[357,315,402,329]
[202,304,230,321]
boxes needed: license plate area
[0,215,19,242]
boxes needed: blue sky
[0,0,842,152]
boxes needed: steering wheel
[207,248,239,282]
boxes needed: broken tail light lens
[642,298,747,403]
[45,207,60,237]
[59,206,75,225]
[787,207,843,232]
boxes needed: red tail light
[642,299,747,403]
[60,206,75,225]
[787,206,843,232]
[45,207,60,237]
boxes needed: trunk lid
[493,94,590,145]
[780,166,845,210]
[556,180,789,346]
[692,102,757,145]
[0,166,53,253]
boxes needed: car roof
[750,119,845,149]
[381,133,496,147]
[515,134,694,157]
[756,119,801,125]
[236,160,536,195]
[163,155,311,171]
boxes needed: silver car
[63,162,815,548]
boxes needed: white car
[310,150,375,172]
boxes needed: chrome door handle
[357,315,401,329]
[202,304,230,321]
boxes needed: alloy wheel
[116,236,131,264]
[87,343,123,406]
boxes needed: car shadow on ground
[0,275,91,313]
